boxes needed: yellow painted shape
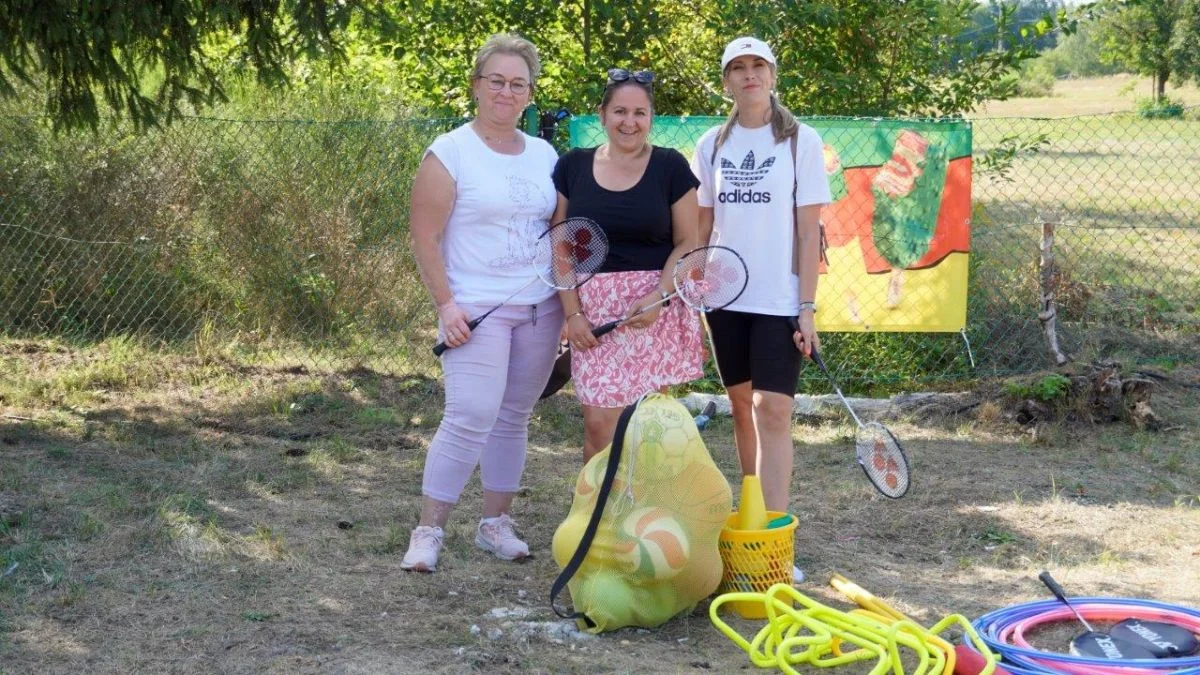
[816,249,969,332]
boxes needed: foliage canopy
[0,0,1080,129]
[1092,0,1200,99]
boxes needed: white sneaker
[792,565,806,584]
[476,513,529,561]
[400,525,444,572]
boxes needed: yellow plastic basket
[716,511,797,619]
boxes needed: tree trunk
[1156,67,1170,100]
[582,0,591,63]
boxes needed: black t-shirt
[552,146,700,273]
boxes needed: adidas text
[718,190,772,204]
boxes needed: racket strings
[538,217,608,290]
[856,424,910,498]
[672,247,748,311]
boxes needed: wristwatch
[797,301,817,313]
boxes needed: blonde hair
[714,64,798,149]
[472,34,541,85]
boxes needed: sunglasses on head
[606,68,655,86]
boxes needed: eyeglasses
[606,68,655,86]
[476,74,530,95]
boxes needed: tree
[374,0,1074,118]
[1094,0,1200,100]
[1168,0,1200,88]
[367,0,708,117]
[0,0,362,130]
[701,0,1070,117]
[2,0,1080,126]
[1038,15,1125,77]
[969,0,1068,54]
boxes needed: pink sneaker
[400,525,443,572]
[475,514,529,561]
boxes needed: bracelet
[797,301,817,313]
[565,311,585,321]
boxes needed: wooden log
[677,390,975,422]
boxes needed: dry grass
[1,338,1199,674]
[974,75,1200,117]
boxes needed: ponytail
[713,102,740,152]
[768,92,798,144]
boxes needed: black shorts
[705,309,801,396]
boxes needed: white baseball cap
[721,37,776,71]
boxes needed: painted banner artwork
[569,116,972,332]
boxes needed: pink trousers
[421,300,563,503]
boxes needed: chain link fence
[1,109,1197,393]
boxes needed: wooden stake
[1038,219,1070,365]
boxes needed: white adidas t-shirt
[692,123,831,315]
[426,124,560,306]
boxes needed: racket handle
[1038,571,1094,631]
[431,316,484,357]
[788,316,826,368]
[1037,570,1070,604]
[591,295,670,340]
[810,347,827,371]
[591,320,620,339]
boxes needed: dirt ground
[1,339,1198,674]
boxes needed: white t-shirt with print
[426,123,560,306]
[692,123,832,316]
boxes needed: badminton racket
[590,245,748,339]
[432,217,607,356]
[792,329,911,498]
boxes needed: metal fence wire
[1,109,1197,393]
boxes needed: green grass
[968,113,1200,369]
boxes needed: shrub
[1136,96,1185,119]
[1014,59,1057,98]
[1004,373,1071,402]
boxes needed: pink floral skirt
[574,270,705,408]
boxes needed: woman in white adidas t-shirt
[401,34,563,573]
[691,37,832,521]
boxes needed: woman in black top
[552,69,703,461]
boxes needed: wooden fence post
[1038,218,1071,365]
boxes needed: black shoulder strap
[549,401,639,627]
[790,130,828,276]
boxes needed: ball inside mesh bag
[617,507,690,580]
[632,410,695,482]
[577,569,637,622]
[575,453,604,499]
[551,394,734,632]
[669,460,735,528]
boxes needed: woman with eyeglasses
[552,68,703,461]
[690,37,831,579]
[402,34,563,573]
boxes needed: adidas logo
[720,150,776,187]
[718,150,775,203]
